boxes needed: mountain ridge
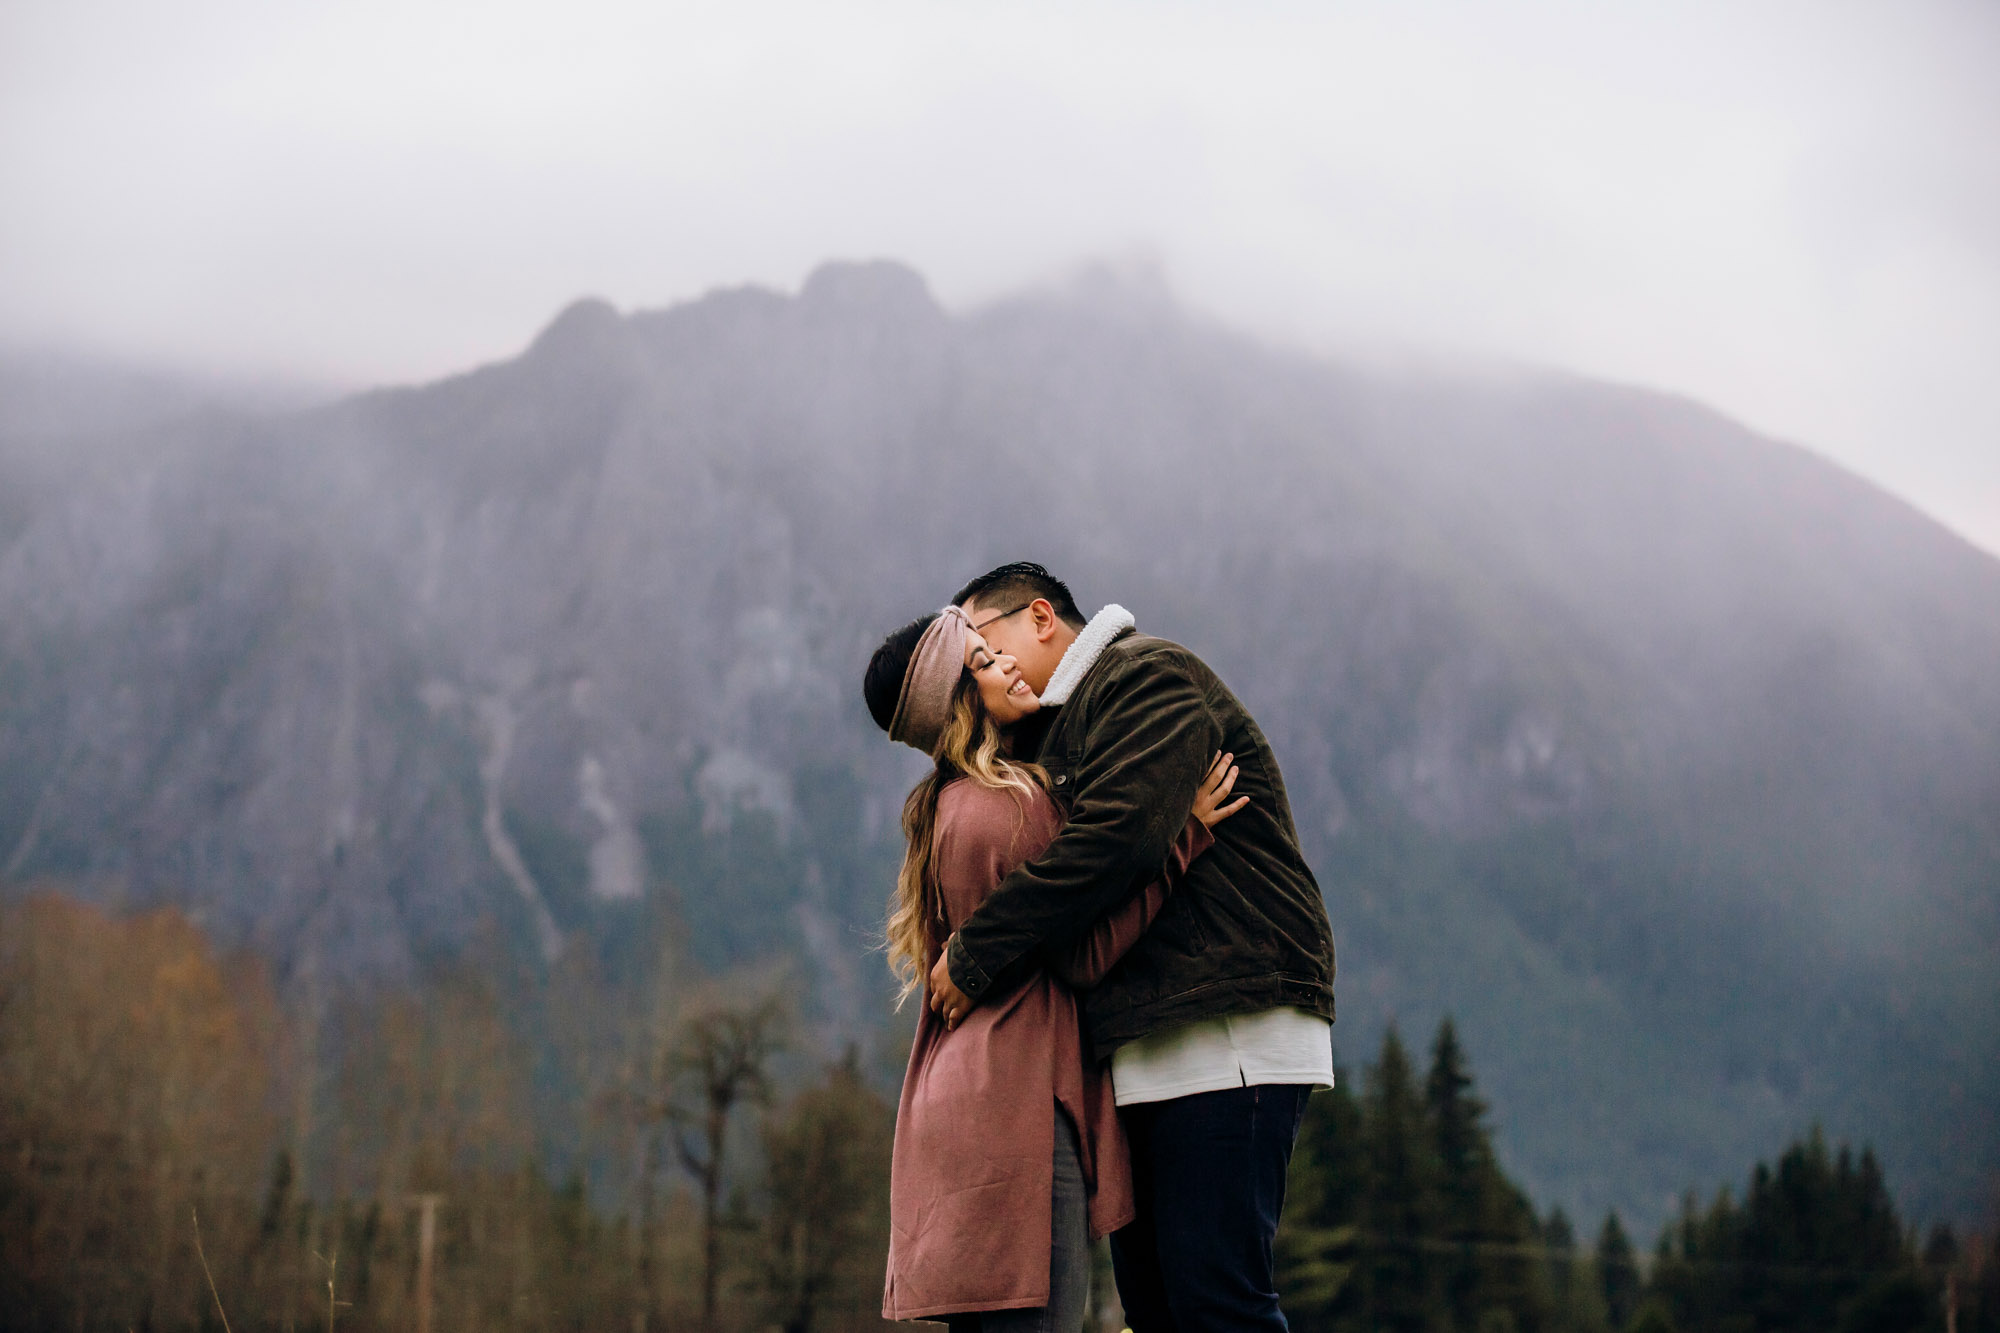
[1,260,1993,1230]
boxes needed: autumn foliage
[0,893,279,1328]
[0,893,895,1332]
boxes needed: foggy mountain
[1,261,1994,1232]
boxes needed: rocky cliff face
[3,261,1995,1227]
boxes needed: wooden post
[634,1133,658,1333]
[412,1193,443,1333]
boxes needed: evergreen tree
[1596,1212,1640,1330]
[1542,1209,1576,1307]
[1428,1019,1490,1332]
[1424,1019,1550,1333]
[1484,1179,1555,1333]
[1738,1131,1912,1331]
[1280,1061,1364,1326]
[1644,1129,1937,1333]
[1359,1025,1442,1333]
[1542,1208,1611,1333]
[1278,1023,1556,1333]
[1921,1223,1958,1273]
[1646,1192,1725,1333]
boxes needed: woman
[879,605,1246,1329]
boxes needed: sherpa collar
[1038,604,1136,706]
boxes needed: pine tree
[1596,1212,1639,1330]
[1644,1130,1937,1333]
[1424,1018,1550,1333]
[1542,1209,1575,1308]
[1280,1062,1364,1325]
[1484,1177,1555,1333]
[1542,1208,1611,1333]
[1736,1130,1921,1332]
[1428,1019,1490,1332]
[1361,1025,1442,1333]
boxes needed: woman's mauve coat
[882,777,1210,1321]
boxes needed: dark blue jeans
[1110,1083,1311,1332]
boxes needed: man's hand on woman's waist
[928,945,973,1029]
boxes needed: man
[862,562,1336,1331]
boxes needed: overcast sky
[3,0,1997,553]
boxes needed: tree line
[0,894,892,1332]
[1277,1020,1996,1333]
[2,891,1994,1332]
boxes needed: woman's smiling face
[964,628,1041,725]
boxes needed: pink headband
[888,606,971,755]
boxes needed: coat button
[1054,774,1067,785]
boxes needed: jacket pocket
[1113,883,1210,1007]
[1149,877,1209,955]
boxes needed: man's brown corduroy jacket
[944,628,1336,1054]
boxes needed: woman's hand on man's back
[1191,751,1248,829]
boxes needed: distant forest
[1,894,1989,1333]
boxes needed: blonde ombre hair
[886,673,1047,1007]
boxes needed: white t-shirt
[1110,1006,1335,1106]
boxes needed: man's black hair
[862,612,939,733]
[951,562,1087,630]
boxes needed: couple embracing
[862,563,1337,1331]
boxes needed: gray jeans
[947,1108,1090,1333]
